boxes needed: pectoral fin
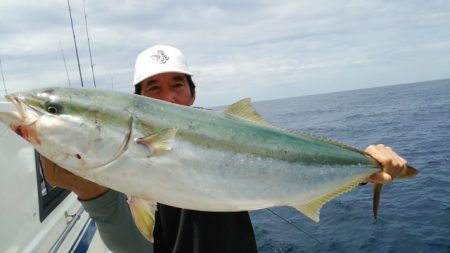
[137,128,177,155]
[128,197,157,243]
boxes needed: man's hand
[40,155,108,200]
[365,144,408,184]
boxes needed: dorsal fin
[224,98,270,126]
[226,98,364,154]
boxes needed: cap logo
[150,50,170,64]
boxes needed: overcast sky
[1,0,449,106]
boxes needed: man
[40,45,408,253]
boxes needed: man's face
[140,72,195,106]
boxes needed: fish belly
[81,140,377,212]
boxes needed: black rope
[265,208,321,243]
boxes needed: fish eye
[45,101,63,114]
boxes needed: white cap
[133,45,193,85]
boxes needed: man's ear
[188,94,196,106]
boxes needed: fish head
[0,88,133,172]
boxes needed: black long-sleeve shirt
[81,190,258,253]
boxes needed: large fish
[0,88,416,241]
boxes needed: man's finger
[368,171,393,184]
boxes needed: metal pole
[59,42,72,87]
[67,0,84,87]
[48,207,84,253]
[83,0,96,88]
[0,57,7,95]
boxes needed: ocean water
[248,79,450,253]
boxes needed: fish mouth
[5,94,24,116]
[3,94,39,125]
[0,94,40,143]
[0,95,23,126]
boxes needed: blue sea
[247,79,450,253]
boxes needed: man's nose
[159,90,177,103]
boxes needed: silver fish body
[1,87,387,222]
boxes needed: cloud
[0,0,449,106]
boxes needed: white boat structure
[0,101,110,253]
